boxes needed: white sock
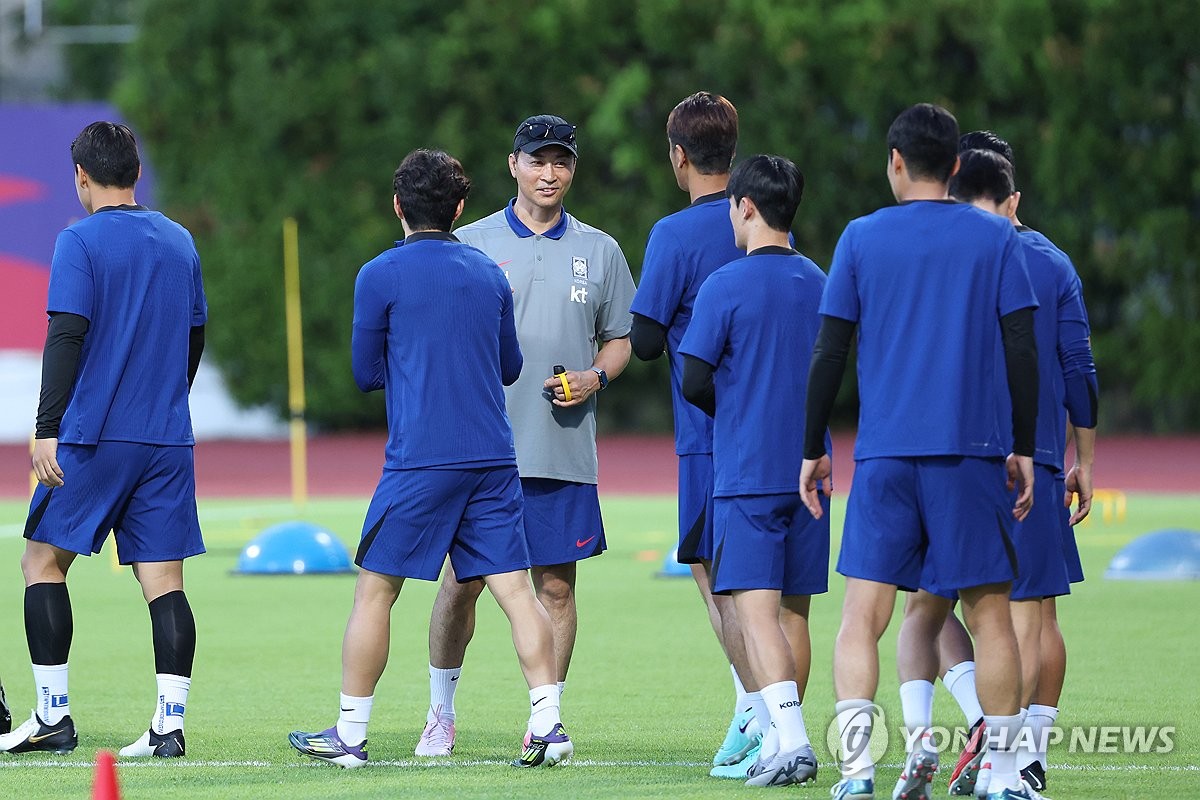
[747,692,776,759]
[428,666,460,723]
[528,684,561,736]
[731,664,749,714]
[899,679,935,746]
[557,680,566,697]
[32,663,69,725]
[761,680,809,751]
[984,711,1025,793]
[152,674,191,734]
[835,698,876,781]
[943,661,984,728]
[337,693,373,746]
[1026,704,1058,768]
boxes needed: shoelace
[423,716,452,750]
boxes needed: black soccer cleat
[1021,760,1047,792]
[119,728,186,758]
[0,712,78,754]
[0,682,11,735]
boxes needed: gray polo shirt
[457,203,635,484]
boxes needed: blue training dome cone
[1105,529,1200,581]
[234,521,354,575]
[657,547,693,578]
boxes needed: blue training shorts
[1010,464,1073,600]
[357,466,530,582]
[24,442,204,564]
[710,493,830,596]
[839,456,1017,593]
[520,477,605,567]
[676,453,714,564]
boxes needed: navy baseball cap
[513,114,578,157]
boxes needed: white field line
[1,758,1196,772]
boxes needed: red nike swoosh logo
[497,260,512,268]
[576,535,596,548]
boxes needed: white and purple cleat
[512,722,573,768]
[288,726,368,768]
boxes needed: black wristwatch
[591,368,609,390]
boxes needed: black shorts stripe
[997,511,1019,579]
[24,489,54,540]
[677,505,706,565]
[355,511,388,568]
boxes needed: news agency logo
[825,703,889,767]
[824,706,1177,767]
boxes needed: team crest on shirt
[572,256,588,280]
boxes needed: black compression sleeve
[188,325,205,388]
[1001,308,1039,457]
[36,313,89,439]
[630,314,668,361]
[804,317,855,459]
[681,355,716,417]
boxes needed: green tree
[114,0,1199,431]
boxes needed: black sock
[24,583,72,665]
[149,591,196,677]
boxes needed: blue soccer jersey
[351,233,521,470]
[998,228,1094,470]
[630,195,743,456]
[820,201,1037,459]
[47,206,207,445]
[680,248,827,496]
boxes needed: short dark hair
[886,103,959,183]
[71,121,139,188]
[949,148,1016,206]
[959,130,1014,167]
[667,91,738,175]
[959,129,1016,185]
[726,154,804,232]
[392,149,472,232]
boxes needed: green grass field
[0,493,1197,798]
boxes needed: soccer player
[288,149,572,769]
[679,154,829,787]
[934,138,1098,798]
[0,122,207,759]
[628,91,763,775]
[799,103,1041,800]
[1,679,10,734]
[414,116,635,757]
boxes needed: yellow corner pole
[283,217,308,506]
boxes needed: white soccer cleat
[415,706,456,757]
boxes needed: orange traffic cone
[92,750,121,800]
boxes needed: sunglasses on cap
[519,122,577,144]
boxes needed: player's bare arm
[1006,453,1035,521]
[31,438,64,488]
[1065,425,1095,525]
[544,336,630,407]
[799,456,832,519]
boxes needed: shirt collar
[503,198,569,240]
[94,203,149,214]
[689,191,727,207]
[747,245,797,257]
[396,231,460,247]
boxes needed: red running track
[0,433,1195,499]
